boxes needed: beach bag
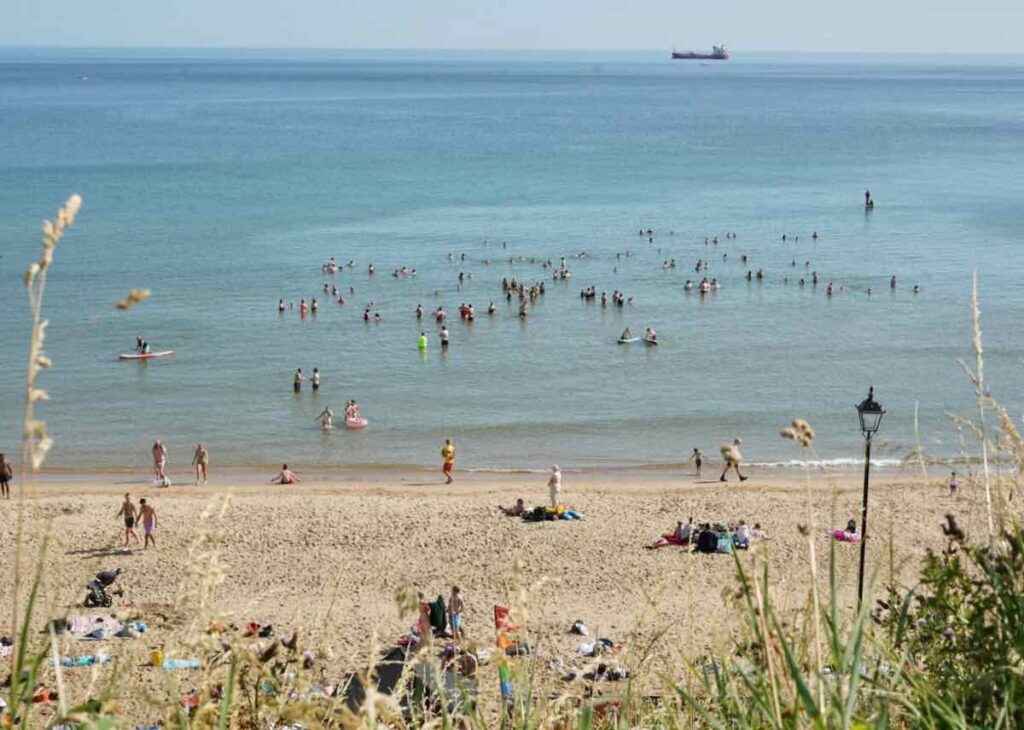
[716,535,734,554]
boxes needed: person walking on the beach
[720,438,748,482]
[192,443,210,485]
[0,452,12,499]
[548,464,562,507]
[448,586,465,642]
[151,440,168,485]
[139,498,157,549]
[441,439,455,483]
[116,493,140,547]
[949,471,958,497]
[690,447,704,477]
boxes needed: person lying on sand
[500,498,526,517]
[647,518,694,549]
[271,464,300,484]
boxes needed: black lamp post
[855,386,885,611]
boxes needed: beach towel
[716,535,734,554]
[162,658,202,670]
[69,614,122,636]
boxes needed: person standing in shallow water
[720,438,748,482]
[192,443,210,485]
[441,439,456,484]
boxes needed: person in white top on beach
[548,465,562,507]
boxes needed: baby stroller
[84,568,123,608]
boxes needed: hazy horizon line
[2,45,1023,56]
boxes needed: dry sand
[0,466,992,725]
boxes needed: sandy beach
[0,465,990,725]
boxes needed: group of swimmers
[293,367,322,393]
[581,287,632,307]
[315,400,361,430]
[619,327,657,343]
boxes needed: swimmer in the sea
[317,406,334,430]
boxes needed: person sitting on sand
[649,517,694,549]
[733,520,751,550]
[695,524,719,554]
[500,498,526,517]
[751,522,769,539]
[272,464,300,485]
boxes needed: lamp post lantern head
[856,386,885,437]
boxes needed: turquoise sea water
[0,50,1022,470]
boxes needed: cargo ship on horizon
[671,44,730,61]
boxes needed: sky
[5,0,1024,53]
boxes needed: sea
[1,49,1022,472]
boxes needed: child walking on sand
[139,498,157,549]
[690,447,704,477]
[116,493,140,547]
[448,586,465,642]
[949,471,958,497]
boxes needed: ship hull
[671,52,729,60]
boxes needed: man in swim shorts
[441,439,455,484]
[116,492,140,547]
[139,498,157,549]
[448,585,465,642]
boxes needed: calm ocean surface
[0,50,1022,471]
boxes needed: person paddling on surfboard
[620,327,632,341]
